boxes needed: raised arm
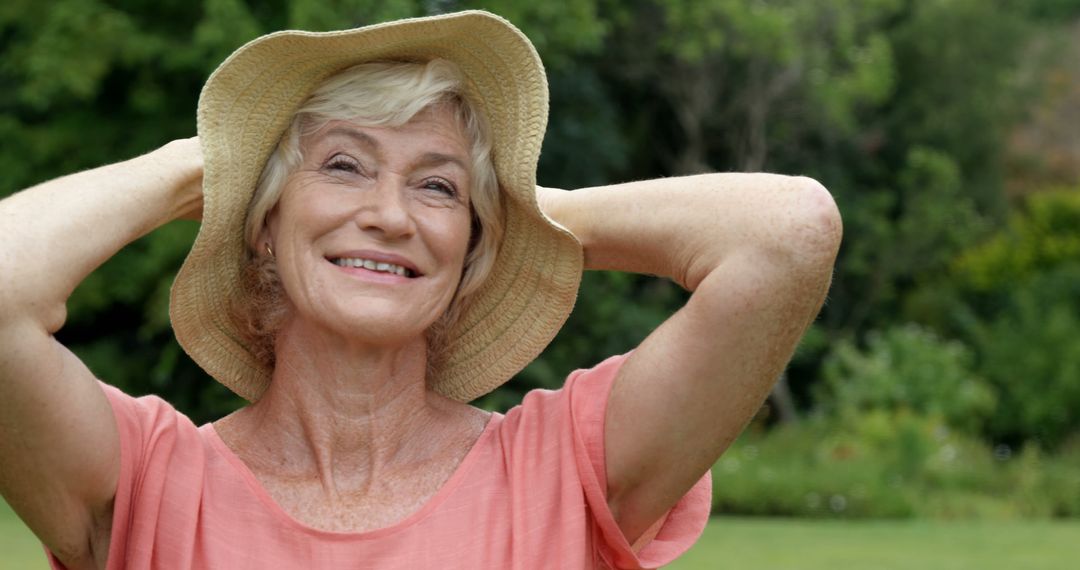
[0,138,202,568]
[540,173,841,543]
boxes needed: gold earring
[265,242,274,258]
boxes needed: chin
[328,307,441,347]
[282,289,453,348]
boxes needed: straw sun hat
[169,10,583,403]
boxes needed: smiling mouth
[329,257,417,278]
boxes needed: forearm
[0,138,202,331]
[544,173,840,290]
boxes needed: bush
[952,190,1080,292]
[964,265,1080,448]
[931,190,1080,447]
[819,324,995,434]
[901,190,1080,448]
[712,417,916,519]
[712,412,1080,519]
[1041,436,1080,517]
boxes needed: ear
[258,205,280,254]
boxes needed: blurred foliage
[963,266,1080,449]
[820,325,995,435]
[902,190,1080,449]
[1,1,1079,470]
[715,413,1080,519]
[953,191,1080,292]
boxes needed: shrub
[819,324,995,434]
[964,265,1080,448]
[952,190,1080,292]
[936,189,1080,447]
[711,417,916,519]
[711,412,1080,519]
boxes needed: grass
[5,498,1080,569]
[667,516,1080,569]
[2,499,46,570]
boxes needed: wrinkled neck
[223,314,461,496]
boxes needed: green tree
[964,268,1080,448]
[944,190,1080,447]
[906,190,1080,447]
[594,0,900,176]
[953,191,1080,293]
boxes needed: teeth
[333,257,412,277]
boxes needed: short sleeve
[44,383,170,569]
[566,354,712,570]
[59,383,205,570]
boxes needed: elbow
[682,174,842,290]
[780,176,842,272]
[0,277,68,335]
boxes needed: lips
[325,250,422,278]
[330,256,414,277]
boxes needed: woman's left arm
[540,173,842,543]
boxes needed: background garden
[2,0,1080,567]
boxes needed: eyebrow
[323,126,379,152]
[321,126,469,173]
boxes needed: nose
[353,175,416,240]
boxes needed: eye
[421,177,458,197]
[324,153,362,174]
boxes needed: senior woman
[0,11,840,570]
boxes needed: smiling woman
[264,107,473,350]
[0,10,840,570]
[236,59,503,381]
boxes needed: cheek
[267,202,326,302]
[443,214,474,267]
[275,192,349,257]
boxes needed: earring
[265,242,275,258]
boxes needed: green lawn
[4,498,1079,569]
[668,516,1080,570]
[2,499,46,569]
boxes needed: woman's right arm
[0,138,202,569]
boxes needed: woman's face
[264,105,473,346]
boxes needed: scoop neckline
[200,412,500,540]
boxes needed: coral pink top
[50,355,710,569]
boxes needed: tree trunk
[769,371,799,425]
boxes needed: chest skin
[254,452,464,533]
[214,407,490,534]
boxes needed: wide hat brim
[169,10,583,403]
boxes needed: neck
[223,315,463,496]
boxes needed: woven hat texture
[169,10,583,403]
